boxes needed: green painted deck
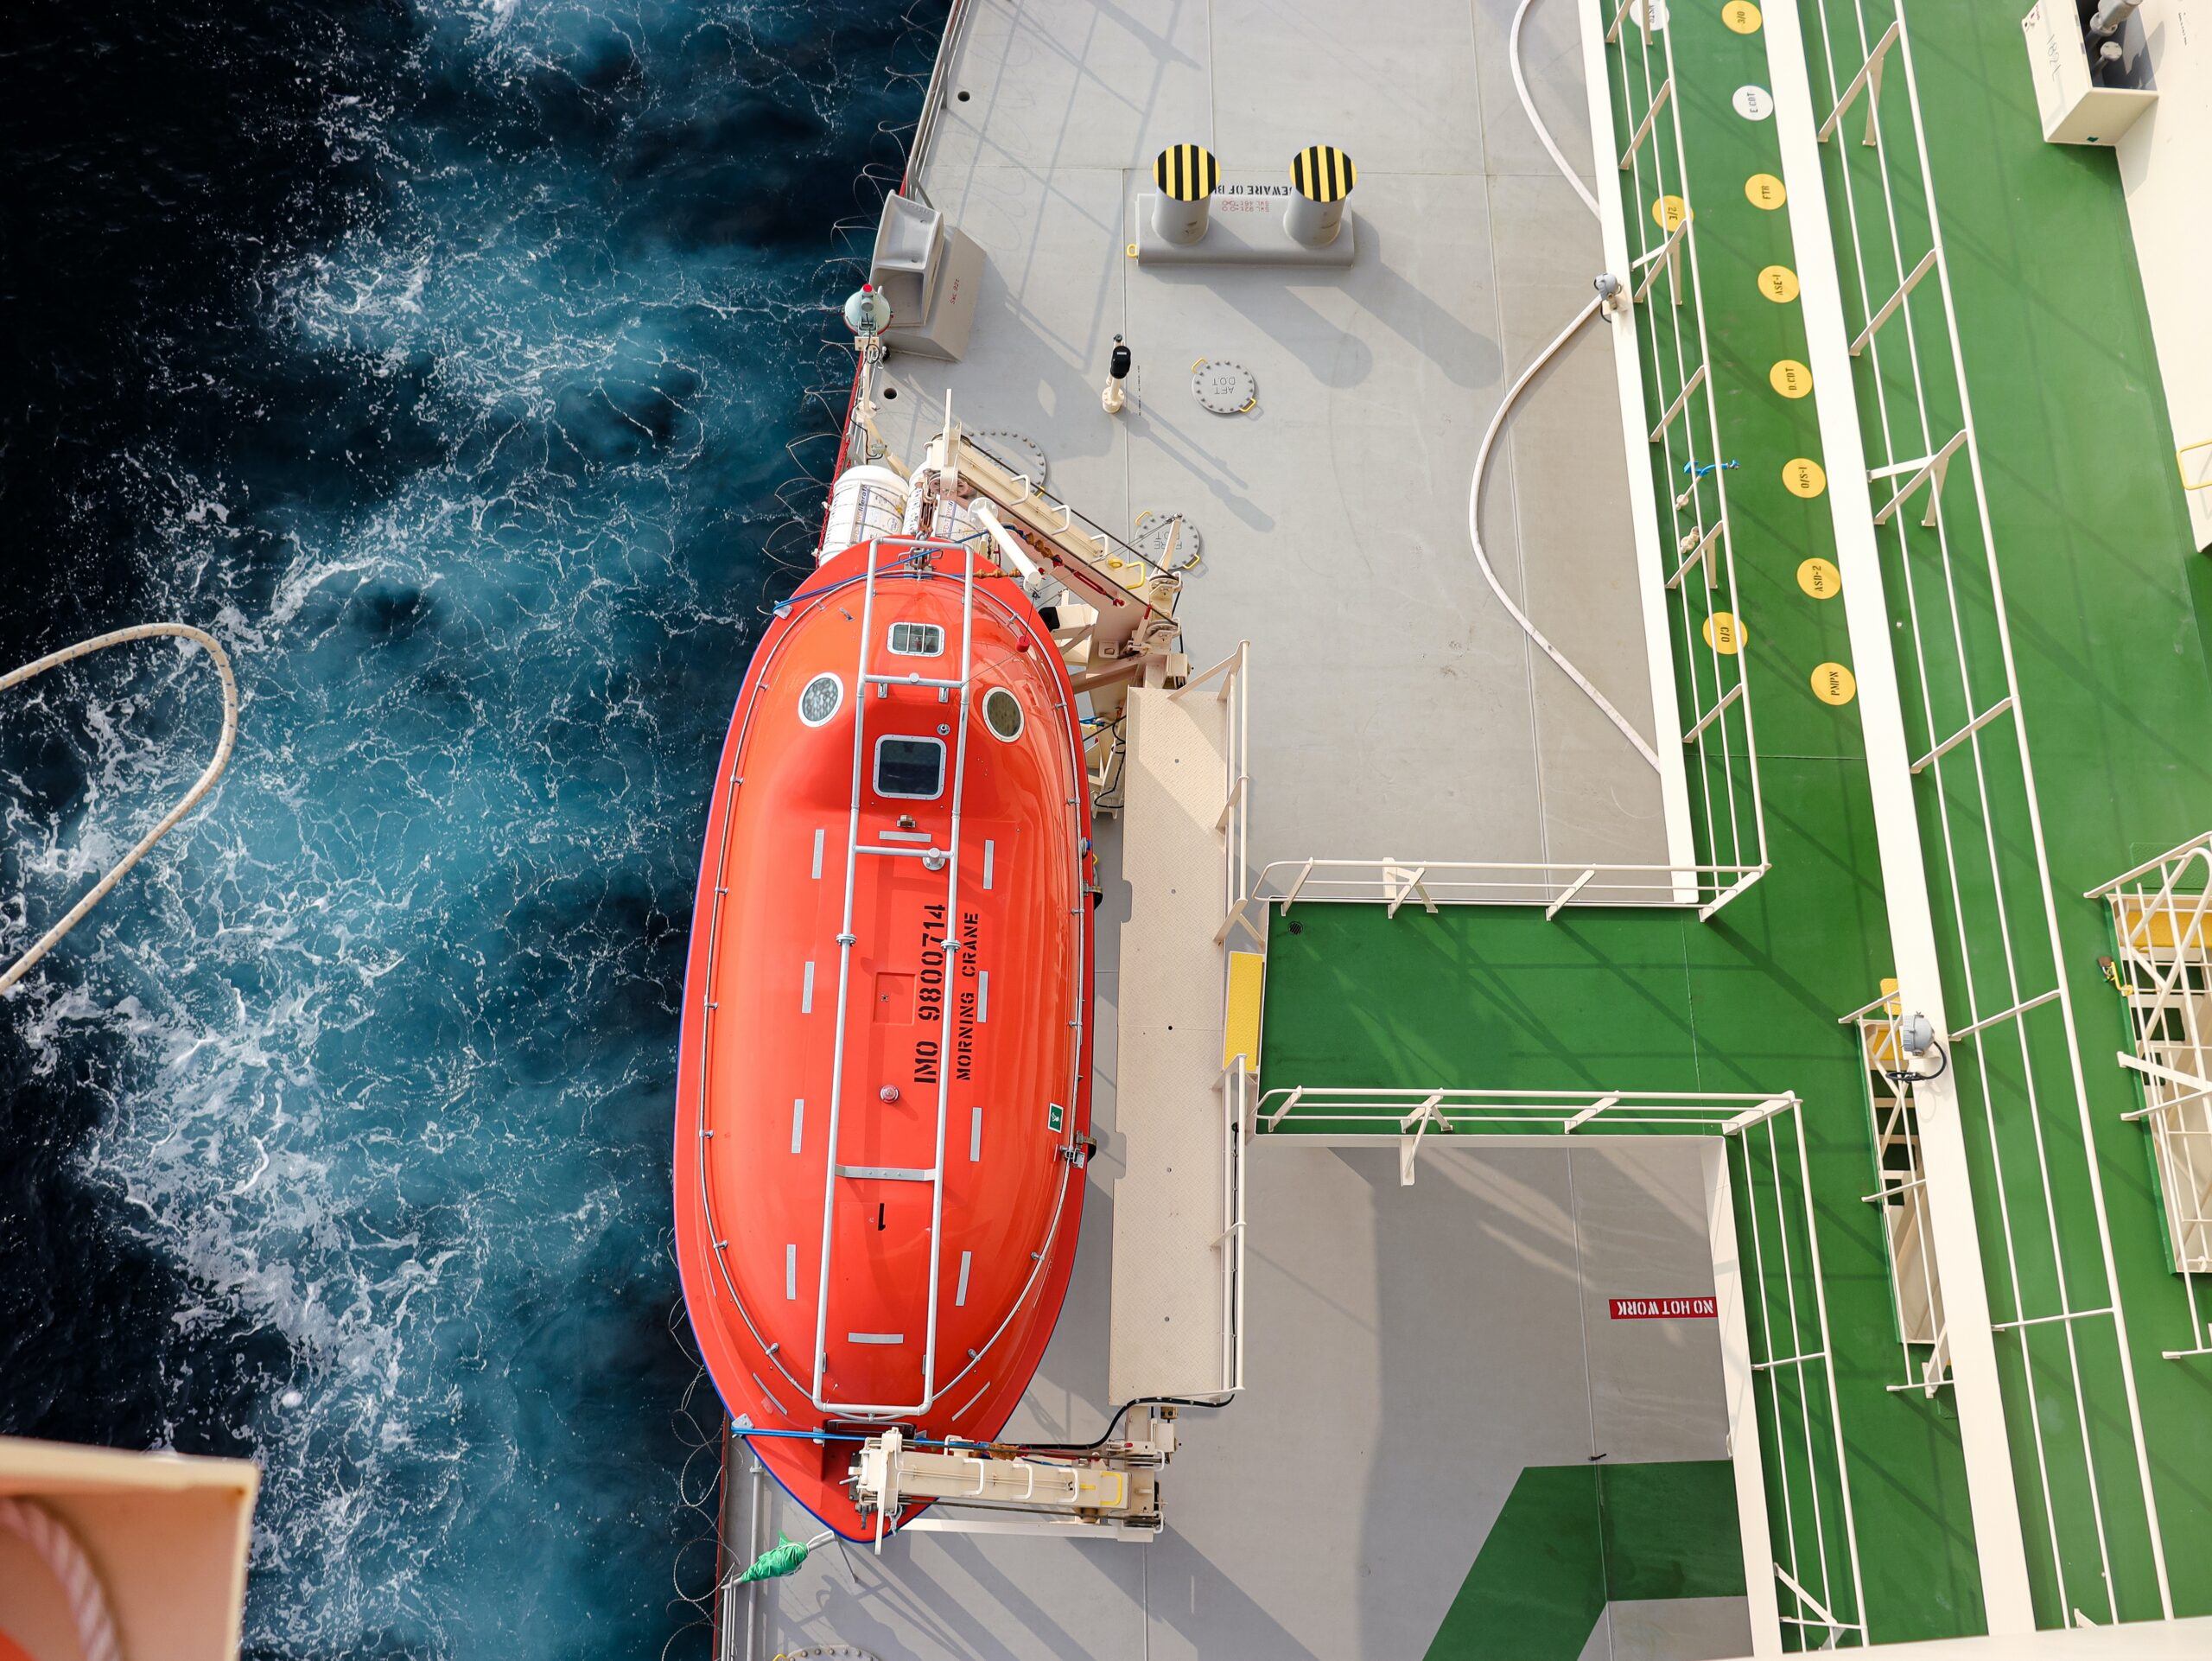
[1260,0,2212,1645]
[1423,1461,1747,1661]
[1815,0,2212,1632]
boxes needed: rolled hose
[1466,0,1662,774]
[1510,0,1602,220]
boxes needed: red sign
[1610,1296,1717,1320]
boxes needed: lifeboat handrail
[918,540,980,1410]
[692,602,830,1411]
[809,541,978,1417]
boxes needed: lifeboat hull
[674,538,1094,1539]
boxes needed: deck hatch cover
[1192,360,1256,416]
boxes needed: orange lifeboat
[675,536,1094,1539]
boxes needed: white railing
[1184,640,1252,1399]
[805,542,979,1416]
[896,0,973,208]
[1603,0,1770,913]
[1255,1080,1866,1646]
[1179,643,1252,951]
[1801,0,2173,1622]
[2088,832,2212,1359]
[1839,987,1950,1397]
[1252,856,1766,920]
[1220,1058,1251,1395]
[1257,1085,1796,1139]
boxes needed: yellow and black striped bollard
[1152,143,1219,245]
[1287,144,1355,246]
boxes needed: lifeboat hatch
[874,971,916,1022]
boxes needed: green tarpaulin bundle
[734,1534,810,1583]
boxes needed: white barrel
[822,464,911,558]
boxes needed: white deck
[869,0,1671,881]
[736,3,1746,1657]
[759,1138,1743,1661]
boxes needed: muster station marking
[1796,557,1842,599]
[1783,457,1828,499]
[1812,662,1858,706]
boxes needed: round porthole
[798,672,842,727]
[982,686,1024,741]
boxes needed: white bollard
[1286,144,1356,247]
[1151,143,1218,245]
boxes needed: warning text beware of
[1609,1296,1717,1320]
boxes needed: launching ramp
[1106,646,1252,1403]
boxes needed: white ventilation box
[868,192,983,363]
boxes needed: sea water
[0,2,918,1653]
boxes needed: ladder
[808,538,978,1415]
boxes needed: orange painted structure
[675,537,1095,1538]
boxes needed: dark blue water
[0,3,926,1652]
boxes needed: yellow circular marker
[1783,456,1827,498]
[1723,1,1763,32]
[1796,557,1842,599]
[1652,194,1691,232]
[1770,359,1812,398]
[1758,264,1800,303]
[1745,173,1787,210]
[1812,662,1857,705]
[1702,612,1745,655]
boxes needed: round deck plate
[970,430,1049,486]
[1134,510,1202,570]
[1192,360,1256,416]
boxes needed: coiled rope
[1464,0,1662,773]
[0,1497,122,1661]
[1,623,238,995]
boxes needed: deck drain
[969,430,1049,487]
[1192,359,1256,416]
[1133,510,1202,571]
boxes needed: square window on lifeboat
[874,735,945,799]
